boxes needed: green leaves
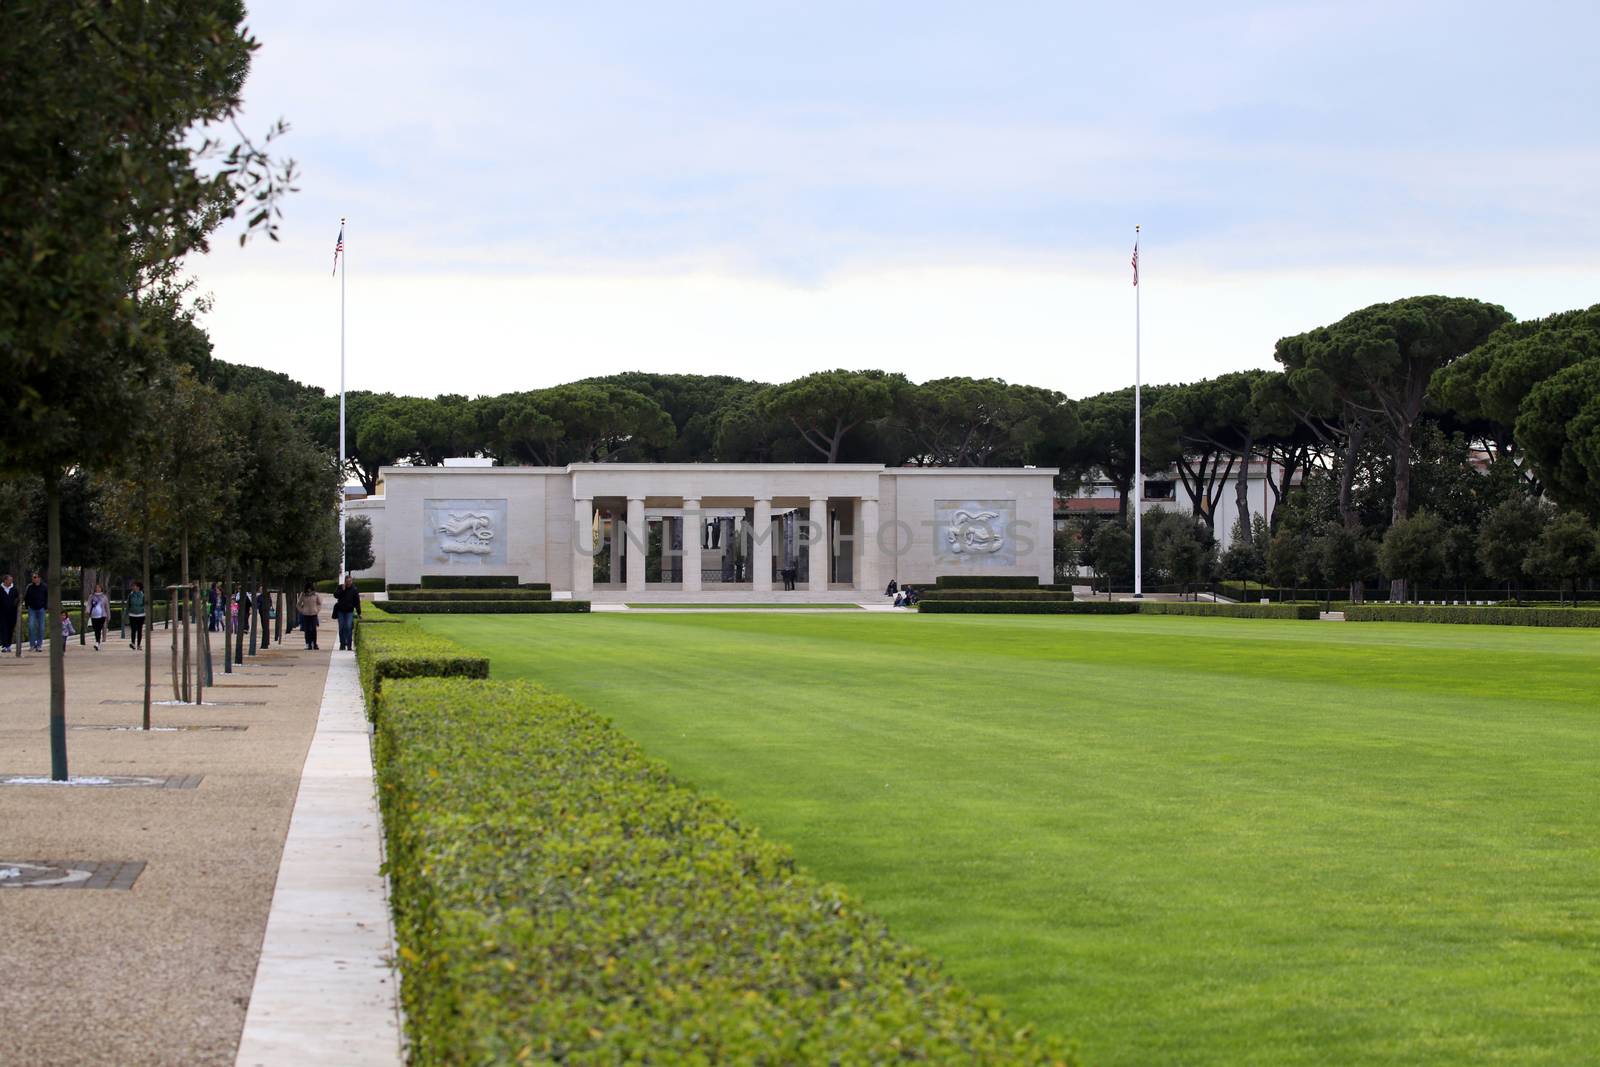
[372,674,1078,1065]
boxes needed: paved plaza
[0,615,399,1066]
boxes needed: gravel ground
[0,614,331,1066]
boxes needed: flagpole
[1133,224,1143,599]
[338,216,347,578]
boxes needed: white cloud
[193,257,1600,400]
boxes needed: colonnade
[570,496,879,596]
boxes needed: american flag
[331,223,344,276]
[1131,240,1139,287]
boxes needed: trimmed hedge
[1139,602,1321,620]
[920,600,1138,614]
[374,678,1077,1065]
[933,575,1041,589]
[387,588,552,602]
[315,577,386,594]
[1343,604,1600,627]
[381,599,590,615]
[420,575,551,590]
[917,589,1075,602]
[354,618,489,712]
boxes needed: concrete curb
[234,652,402,1066]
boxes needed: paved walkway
[0,613,396,1066]
[234,651,402,1066]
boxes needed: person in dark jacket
[0,574,18,654]
[332,575,362,651]
[126,580,147,651]
[23,573,48,652]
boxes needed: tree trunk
[235,577,246,664]
[222,565,233,675]
[10,554,20,658]
[1388,425,1413,602]
[170,587,181,701]
[142,520,152,732]
[46,475,68,780]
[180,529,191,702]
[193,573,205,705]
[1235,442,1253,544]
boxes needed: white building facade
[355,463,1058,601]
[1060,458,1305,541]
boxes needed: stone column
[659,516,673,583]
[607,514,622,585]
[571,498,594,595]
[682,498,702,593]
[626,496,646,593]
[858,497,880,595]
[752,497,772,592]
[809,497,830,591]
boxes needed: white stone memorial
[356,463,1056,601]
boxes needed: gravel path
[0,615,331,1066]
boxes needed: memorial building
[349,463,1057,601]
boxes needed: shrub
[354,619,489,712]
[919,600,1138,614]
[917,589,1075,602]
[1343,604,1600,627]
[419,575,550,590]
[374,678,1077,1066]
[932,575,1042,589]
[380,600,590,615]
[387,588,552,602]
[1138,602,1320,620]
[315,577,386,594]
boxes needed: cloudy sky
[187,0,1600,400]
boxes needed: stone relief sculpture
[934,499,1016,565]
[438,512,495,555]
[946,509,1005,554]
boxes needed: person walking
[0,574,17,654]
[127,580,147,651]
[332,574,361,652]
[297,581,323,651]
[23,573,47,653]
[87,583,110,651]
[208,581,222,632]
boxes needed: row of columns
[571,496,878,595]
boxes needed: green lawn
[415,613,1600,1067]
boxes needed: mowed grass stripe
[418,613,1600,1067]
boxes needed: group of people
[292,576,363,652]
[0,572,363,655]
[884,578,920,607]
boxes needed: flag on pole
[1131,240,1139,287]
[331,223,345,276]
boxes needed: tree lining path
[0,611,399,1066]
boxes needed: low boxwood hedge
[380,599,590,615]
[1343,604,1600,627]
[419,575,551,590]
[919,600,1138,614]
[917,589,1075,602]
[387,588,552,602]
[354,619,489,712]
[933,575,1042,589]
[374,678,1076,1065]
[315,577,386,594]
[1139,602,1321,620]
